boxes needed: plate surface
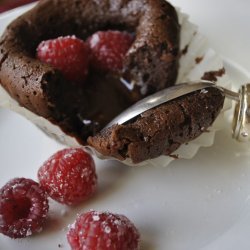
[1,2,250,250]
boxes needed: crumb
[195,56,203,64]
[201,68,225,82]
[181,45,188,55]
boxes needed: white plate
[1,3,250,250]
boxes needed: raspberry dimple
[87,30,134,72]
[0,178,49,239]
[37,35,89,83]
[67,210,140,250]
[38,148,97,205]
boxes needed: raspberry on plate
[37,35,89,83]
[38,148,97,205]
[0,178,49,239]
[67,210,140,250]
[87,30,134,72]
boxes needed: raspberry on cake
[37,36,89,83]
[0,178,49,239]
[87,30,134,72]
[38,148,97,205]
[67,210,140,250]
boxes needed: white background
[171,0,250,71]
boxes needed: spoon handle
[232,84,250,141]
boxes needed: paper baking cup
[0,6,232,167]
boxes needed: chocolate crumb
[181,45,188,55]
[201,68,225,82]
[58,244,63,248]
[195,56,203,64]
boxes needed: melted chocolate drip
[67,72,136,140]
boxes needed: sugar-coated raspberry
[87,30,134,72]
[67,210,140,250]
[38,148,97,205]
[0,178,49,239]
[36,36,89,83]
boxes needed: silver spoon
[105,80,250,142]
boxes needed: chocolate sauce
[195,56,203,64]
[71,72,136,140]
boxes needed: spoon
[105,80,250,142]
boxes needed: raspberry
[67,210,140,250]
[37,36,89,83]
[38,148,97,205]
[87,30,134,72]
[0,178,49,239]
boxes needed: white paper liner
[0,6,232,167]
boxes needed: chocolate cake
[0,0,225,163]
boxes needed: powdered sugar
[104,226,111,233]
[92,214,100,221]
[89,33,100,47]
[200,89,209,94]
